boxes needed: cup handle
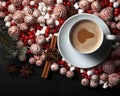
[105,35,116,40]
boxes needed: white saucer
[57,13,112,68]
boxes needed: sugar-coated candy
[7,4,17,13]
[91,1,101,12]
[116,22,120,30]
[51,63,59,71]
[18,54,27,62]
[36,35,46,45]
[100,8,113,21]
[81,78,90,86]
[18,23,28,31]
[79,0,89,10]
[22,0,30,6]
[8,26,20,40]
[10,0,23,6]
[108,73,120,87]
[100,73,108,81]
[91,74,99,82]
[36,60,43,66]
[102,60,116,74]
[66,70,74,78]
[90,80,98,88]
[59,67,67,75]
[29,57,36,64]
[13,10,24,24]
[54,4,67,18]
[33,9,41,18]
[23,6,33,15]
[30,44,41,55]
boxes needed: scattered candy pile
[0,0,120,89]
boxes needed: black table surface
[0,57,120,96]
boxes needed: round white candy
[30,1,35,5]
[70,67,75,71]
[78,9,84,14]
[99,80,105,85]
[57,0,63,4]
[87,70,94,76]
[109,0,115,2]
[74,3,79,9]
[5,22,11,27]
[113,2,119,8]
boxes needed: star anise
[45,48,60,62]
[20,65,34,79]
[6,64,18,76]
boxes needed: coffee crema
[70,20,103,53]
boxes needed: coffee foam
[70,20,103,53]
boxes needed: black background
[0,19,120,96]
[0,58,120,96]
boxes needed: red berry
[44,33,49,37]
[34,4,38,8]
[31,39,35,43]
[67,1,71,6]
[109,2,113,7]
[27,50,31,54]
[11,22,17,26]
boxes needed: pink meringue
[46,18,55,25]
[116,22,120,30]
[108,73,120,87]
[7,4,17,13]
[51,63,59,71]
[29,57,36,64]
[100,73,108,81]
[24,15,35,25]
[36,35,46,45]
[54,4,67,19]
[10,0,23,6]
[13,10,24,24]
[100,8,113,21]
[59,67,67,75]
[81,78,90,86]
[8,26,20,40]
[43,0,54,5]
[90,80,98,88]
[22,0,30,6]
[102,60,116,74]
[18,23,28,31]
[79,0,90,10]
[36,60,43,66]
[18,54,27,62]
[23,6,33,16]
[66,70,74,78]
[33,9,41,18]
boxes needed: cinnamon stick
[42,35,57,78]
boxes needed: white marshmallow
[5,22,11,27]
[87,70,94,76]
[74,3,79,9]
[40,23,45,27]
[41,12,46,16]
[99,80,105,85]
[2,2,6,7]
[62,58,66,61]
[78,9,84,14]
[114,16,119,21]
[44,13,50,19]
[67,63,71,67]
[54,33,58,36]
[87,0,94,2]
[57,0,63,4]
[46,37,50,41]
[103,82,109,89]
[43,26,47,30]
[55,20,60,26]
[30,1,35,6]
[109,0,116,2]
[113,2,119,8]
[47,7,52,11]
[35,30,41,36]
[80,69,85,73]
[40,30,45,34]
[70,67,75,71]
[43,7,47,12]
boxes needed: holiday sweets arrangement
[0,0,120,89]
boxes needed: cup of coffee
[69,19,116,54]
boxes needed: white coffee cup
[69,18,116,54]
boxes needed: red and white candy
[8,26,20,40]
[79,0,89,10]
[100,8,113,21]
[53,4,67,19]
[7,4,17,13]
[91,1,101,12]
[10,0,23,6]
